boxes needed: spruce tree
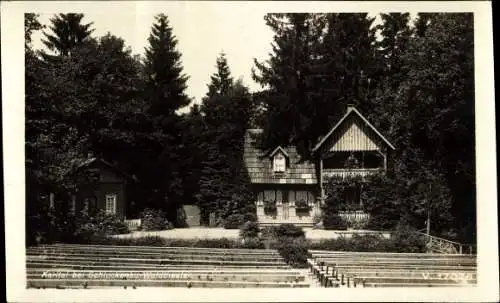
[199,54,255,225]
[141,14,190,225]
[144,14,190,115]
[253,13,324,157]
[204,52,233,100]
[42,13,94,57]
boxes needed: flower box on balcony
[263,200,277,215]
[295,199,311,211]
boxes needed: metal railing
[416,231,476,255]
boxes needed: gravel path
[115,228,390,240]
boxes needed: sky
[32,7,276,111]
[29,6,421,112]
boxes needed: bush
[90,236,266,249]
[323,213,348,230]
[308,234,390,252]
[241,237,265,249]
[344,216,370,230]
[223,212,257,229]
[240,221,260,238]
[73,210,130,242]
[273,223,305,239]
[242,212,257,223]
[276,237,310,268]
[223,214,244,229]
[140,208,173,231]
[390,223,426,253]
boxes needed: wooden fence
[124,219,141,231]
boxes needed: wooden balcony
[322,168,381,179]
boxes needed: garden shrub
[323,212,348,230]
[273,223,305,239]
[223,213,244,229]
[74,209,130,241]
[91,236,266,249]
[259,224,309,267]
[223,211,257,229]
[390,223,426,253]
[140,208,173,231]
[345,216,370,230]
[275,237,310,268]
[239,221,260,238]
[241,237,265,249]
[242,212,257,223]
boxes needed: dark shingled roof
[244,129,317,185]
[75,157,138,181]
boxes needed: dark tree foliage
[42,13,94,57]
[139,14,191,225]
[26,12,476,245]
[144,14,190,115]
[256,13,475,243]
[204,52,234,100]
[253,13,378,159]
[198,61,256,225]
[25,13,44,48]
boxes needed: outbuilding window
[105,194,117,214]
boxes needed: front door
[281,190,289,220]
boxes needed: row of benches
[308,250,477,288]
[26,244,311,288]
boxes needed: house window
[273,153,286,172]
[105,194,117,214]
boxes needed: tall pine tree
[253,13,324,157]
[204,52,233,100]
[141,14,190,225]
[42,13,94,57]
[198,53,256,225]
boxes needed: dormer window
[273,153,286,173]
[269,146,289,173]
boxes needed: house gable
[313,106,395,155]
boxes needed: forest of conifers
[25,13,475,243]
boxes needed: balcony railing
[339,210,370,222]
[322,168,381,179]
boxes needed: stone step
[27,279,310,288]
[27,262,292,270]
[37,244,279,254]
[27,252,284,262]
